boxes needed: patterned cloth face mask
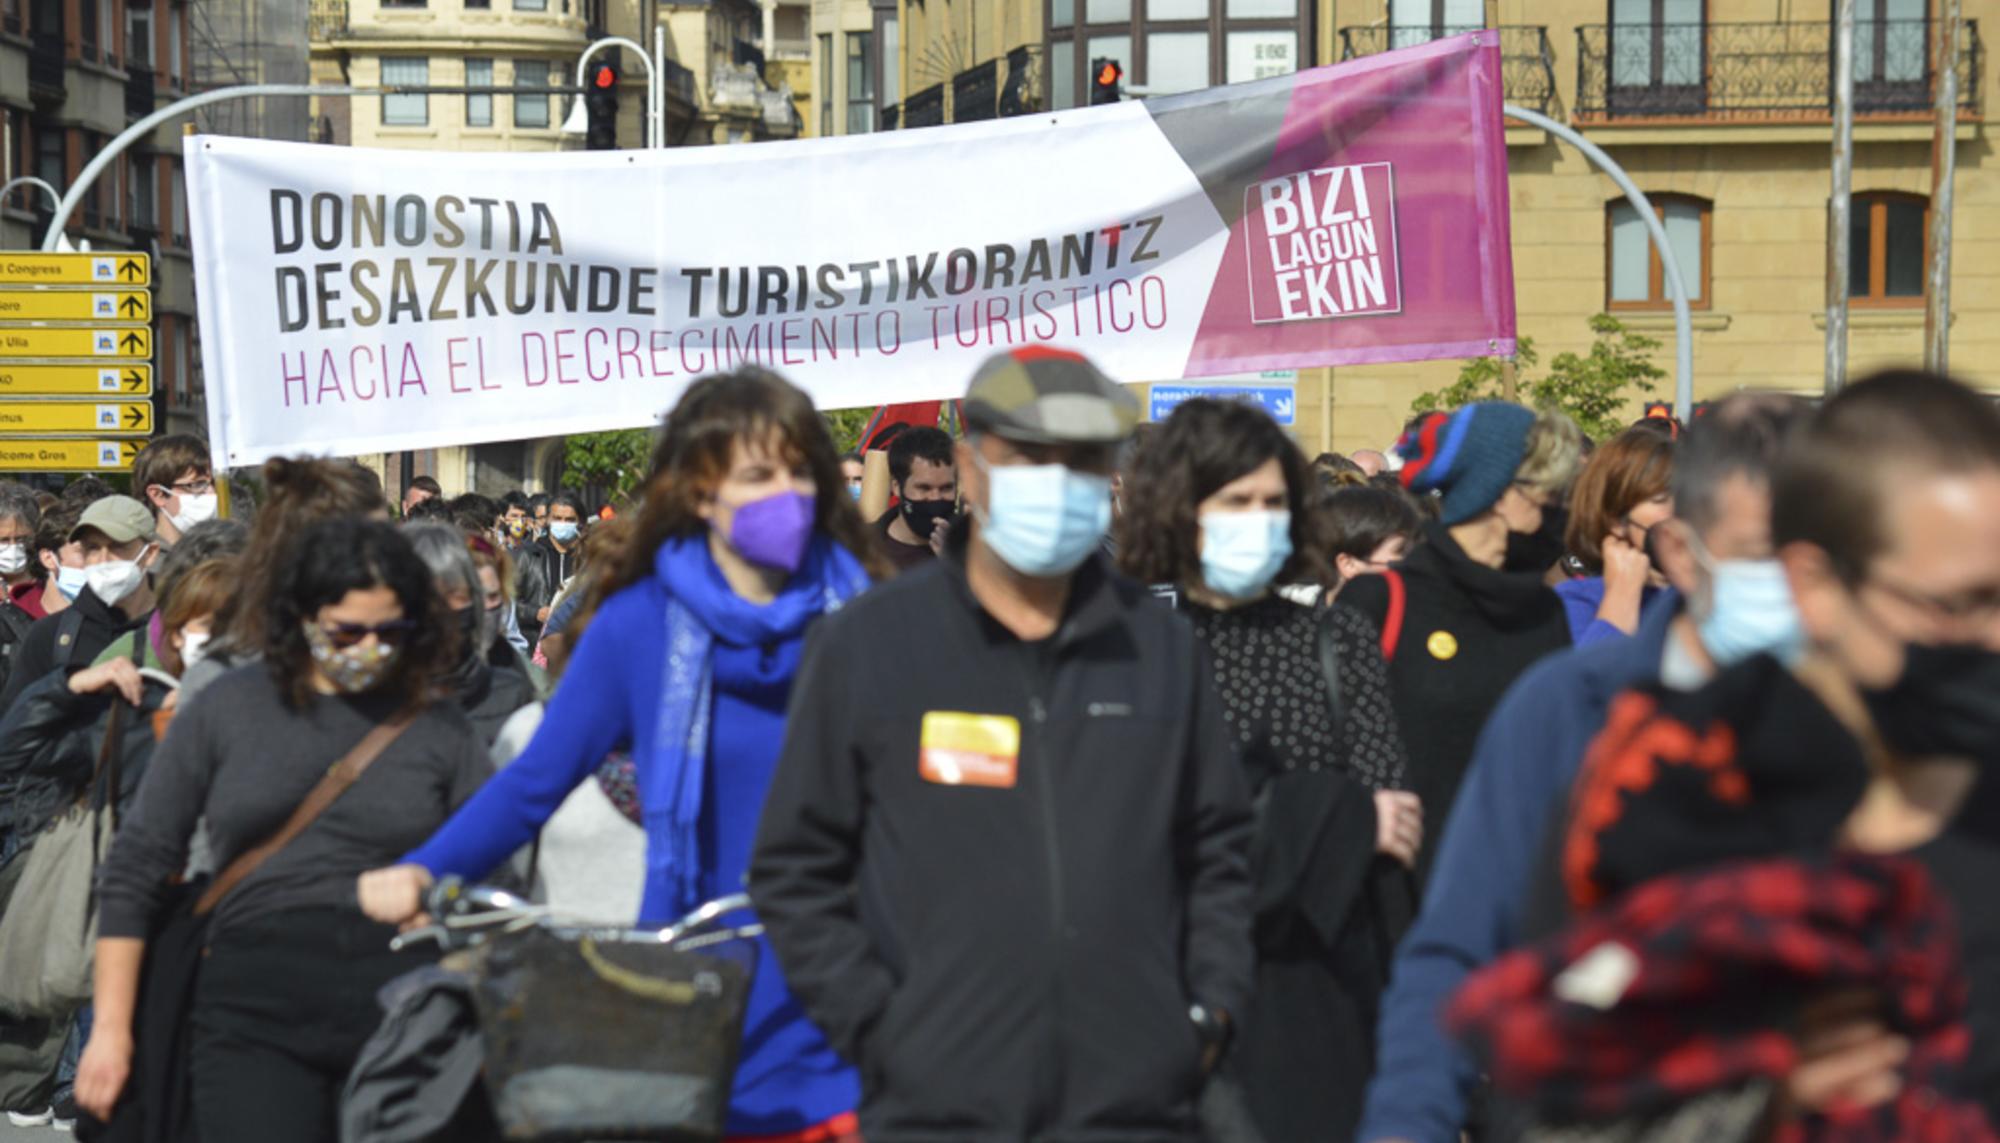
[304,620,408,694]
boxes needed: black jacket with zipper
[749,539,1254,1143]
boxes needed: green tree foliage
[561,429,653,503]
[822,408,874,453]
[1410,314,1665,442]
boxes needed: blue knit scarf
[647,532,870,915]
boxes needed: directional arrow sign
[0,290,151,323]
[0,401,154,436]
[0,253,150,287]
[0,364,153,397]
[1149,381,1300,427]
[0,439,144,472]
[0,327,151,358]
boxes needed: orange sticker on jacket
[918,712,1021,789]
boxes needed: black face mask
[1504,504,1569,576]
[454,605,482,657]
[1861,641,2000,760]
[901,498,956,537]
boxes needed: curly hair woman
[358,368,891,1143]
[1119,397,1417,1143]
[79,518,489,1143]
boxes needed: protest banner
[185,34,1513,467]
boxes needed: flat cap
[963,347,1139,446]
[70,495,157,545]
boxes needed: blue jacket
[405,552,859,1135]
[1553,577,1665,647]
[1356,594,1682,1143]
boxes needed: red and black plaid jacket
[1448,853,1995,1142]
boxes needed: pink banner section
[1181,34,1516,374]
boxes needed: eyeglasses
[1864,571,2000,629]
[317,619,416,649]
[165,478,215,496]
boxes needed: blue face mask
[1199,510,1292,600]
[973,456,1112,578]
[848,484,863,502]
[56,564,89,601]
[1699,558,1806,667]
[549,521,580,544]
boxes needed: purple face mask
[727,490,816,573]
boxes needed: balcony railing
[1576,20,1982,121]
[125,64,155,118]
[29,30,64,94]
[1338,25,1557,115]
[308,0,348,43]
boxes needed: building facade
[3,0,206,438]
[823,0,1997,454]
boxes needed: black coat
[510,539,578,644]
[0,589,145,715]
[0,668,170,874]
[1342,524,1571,882]
[748,543,1254,1143]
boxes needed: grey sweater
[98,664,491,941]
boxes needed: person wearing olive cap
[0,497,159,715]
[750,346,1254,1143]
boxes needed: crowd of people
[0,347,1991,1143]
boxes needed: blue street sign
[1150,382,1298,426]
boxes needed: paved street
[0,1120,66,1142]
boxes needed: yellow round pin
[1427,630,1459,661]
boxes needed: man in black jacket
[0,498,156,716]
[750,347,1254,1143]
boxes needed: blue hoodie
[1357,594,1682,1143]
[406,535,865,1135]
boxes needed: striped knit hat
[1397,402,1537,525]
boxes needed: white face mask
[0,544,27,577]
[163,490,219,533]
[179,631,212,670]
[1198,510,1293,600]
[85,546,152,606]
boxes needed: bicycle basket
[467,926,756,1142]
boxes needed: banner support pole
[1502,103,1693,422]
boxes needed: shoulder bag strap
[194,711,417,917]
[55,607,86,672]
[1378,569,1407,663]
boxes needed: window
[167,5,182,84]
[1047,0,1301,109]
[129,153,157,229]
[1856,0,1925,85]
[126,5,152,68]
[880,15,898,109]
[99,0,113,64]
[34,122,63,194]
[1608,0,1703,97]
[1849,192,1926,306]
[513,60,551,128]
[513,0,547,10]
[466,58,494,127]
[846,32,875,134]
[79,0,97,59]
[1389,0,1481,48]
[381,57,429,126]
[818,33,833,133]
[1607,194,1710,309]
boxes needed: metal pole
[655,24,668,149]
[41,85,354,251]
[0,177,61,213]
[1826,0,1856,394]
[1504,103,1694,421]
[575,36,663,150]
[1925,0,1961,371]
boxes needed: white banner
[184,42,1515,467]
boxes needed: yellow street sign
[0,401,153,436]
[0,327,150,358]
[0,364,152,397]
[0,290,150,323]
[0,253,150,287]
[0,439,143,472]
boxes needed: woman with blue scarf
[359,368,890,1142]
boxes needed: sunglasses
[317,619,416,650]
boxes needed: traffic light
[585,61,619,150]
[1090,58,1123,105]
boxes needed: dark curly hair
[590,367,893,612]
[217,455,389,658]
[1117,398,1328,590]
[264,517,453,711]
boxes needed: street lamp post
[574,36,663,149]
